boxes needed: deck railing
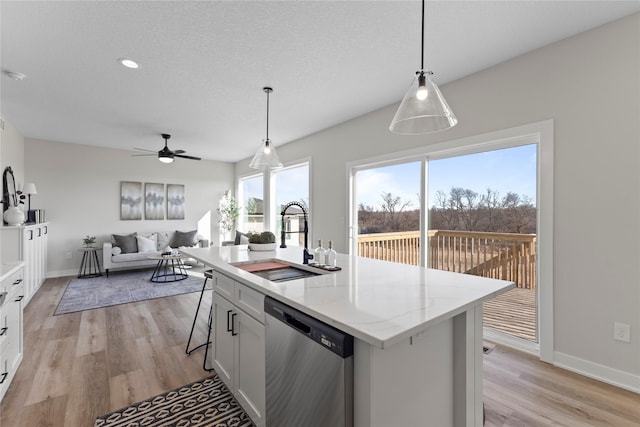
[357,230,536,289]
[358,231,421,266]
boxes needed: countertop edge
[182,246,515,349]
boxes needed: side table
[78,247,102,278]
[148,254,188,283]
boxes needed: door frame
[347,119,554,363]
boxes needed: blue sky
[356,144,537,209]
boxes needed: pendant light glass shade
[389,0,457,135]
[250,87,283,170]
[389,71,457,134]
[249,139,282,170]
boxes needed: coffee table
[148,254,188,282]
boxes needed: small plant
[248,231,276,244]
[83,235,96,247]
[217,190,240,233]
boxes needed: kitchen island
[181,245,514,427]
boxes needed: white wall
[236,14,640,388]
[25,138,234,277]
[0,116,26,195]
[0,116,26,263]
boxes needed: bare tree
[502,192,534,233]
[480,188,501,231]
[433,190,458,230]
[380,192,412,231]
[450,187,480,230]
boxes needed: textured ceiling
[1,1,638,162]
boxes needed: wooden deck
[483,287,537,342]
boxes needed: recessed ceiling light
[2,70,26,81]
[118,58,139,69]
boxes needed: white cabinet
[211,270,265,427]
[0,264,24,402]
[1,223,48,305]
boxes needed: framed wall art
[121,181,142,220]
[145,183,165,220]
[166,184,185,220]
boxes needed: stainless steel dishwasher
[264,296,354,427]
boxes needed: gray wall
[237,14,640,388]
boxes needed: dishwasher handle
[284,313,311,334]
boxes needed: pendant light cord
[420,0,425,71]
[265,88,270,141]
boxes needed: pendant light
[389,0,457,134]
[249,87,283,170]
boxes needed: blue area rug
[55,268,205,315]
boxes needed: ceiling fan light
[159,153,174,163]
[390,71,457,134]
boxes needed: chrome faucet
[280,201,313,264]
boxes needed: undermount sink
[232,259,333,283]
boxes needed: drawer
[213,271,235,301]
[235,283,264,323]
[0,270,23,297]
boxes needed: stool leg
[203,304,214,372]
[185,277,209,354]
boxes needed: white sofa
[103,230,208,277]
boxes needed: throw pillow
[136,235,157,253]
[156,232,171,251]
[140,232,158,248]
[111,246,122,256]
[171,230,198,247]
[112,233,138,254]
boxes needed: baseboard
[46,269,77,278]
[554,351,640,394]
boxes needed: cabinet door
[212,293,235,388]
[5,289,23,373]
[236,309,265,426]
[22,228,36,302]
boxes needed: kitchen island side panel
[354,317,455,427]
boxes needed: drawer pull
[231,312,238,336]
[226,310,233,332]
[0,372,7,384]
[0,327,7,336]
[13,279,22,285]
[15,295,24,302]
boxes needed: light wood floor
[2,276,639,426]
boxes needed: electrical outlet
[65,251,72,260]
[614,322,631,343]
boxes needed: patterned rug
[95,375,254,427]
[54,268,205,315]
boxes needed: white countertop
[182,245,514,349]
[0,261,25,281]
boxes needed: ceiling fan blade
[132,153,156,157]
[174,149,186,154]
[174,154,201,161]
[133,147,157,153]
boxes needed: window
[273,163,310,247]
[238,174,263,233]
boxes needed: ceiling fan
[133,133,201,163]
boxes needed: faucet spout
[280,201,313,264]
